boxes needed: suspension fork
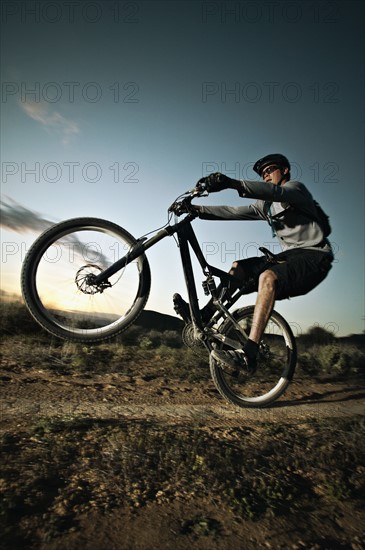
[92,228,171,285]
[92,217,194,286]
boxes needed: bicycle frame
[92,214,247,334]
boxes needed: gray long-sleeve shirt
[198,180,333,254]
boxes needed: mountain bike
[21,184,297,408]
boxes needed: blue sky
[1,0,364,336]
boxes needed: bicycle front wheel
[210,306,297,408]
[21,218,151,342]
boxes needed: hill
[133,310,184,332]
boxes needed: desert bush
[116,325,143,346]
[2,300,364,380]
[123,329,182,349]
[298,343,365,377]
[0,300,40,336]
[298,325,336,347]
[159,330,182,348]
[139,336,154,349]
[317,344,350,375]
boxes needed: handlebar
[168,183,209,216]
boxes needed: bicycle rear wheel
[210,306,297,408]
[21,218,151,342]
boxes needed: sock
[244,339,259,361]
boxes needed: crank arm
[210,332,244,349]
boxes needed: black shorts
[236,249,333,300]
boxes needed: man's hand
[197,172,235,193]
[169,200,199,217]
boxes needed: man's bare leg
[248,270,278,343]
[210,267,278,371]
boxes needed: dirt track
[2,367,364,427]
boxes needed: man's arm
[195,203,265,221]
[199,173,313,207]
[232,179,310,206]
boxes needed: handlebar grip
[190,182,208,197]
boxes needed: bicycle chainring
[182,323,205,350]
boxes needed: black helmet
[253,154,291,175]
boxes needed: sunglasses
[261,165,280,177]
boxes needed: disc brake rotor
[75,264,111,295]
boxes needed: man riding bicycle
[174,153,334,374]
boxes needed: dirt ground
[1,357,365,549]
[2,358,364,425]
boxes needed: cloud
[0,196,54,234]
[0,197,112,268]
[20,101,80,145]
